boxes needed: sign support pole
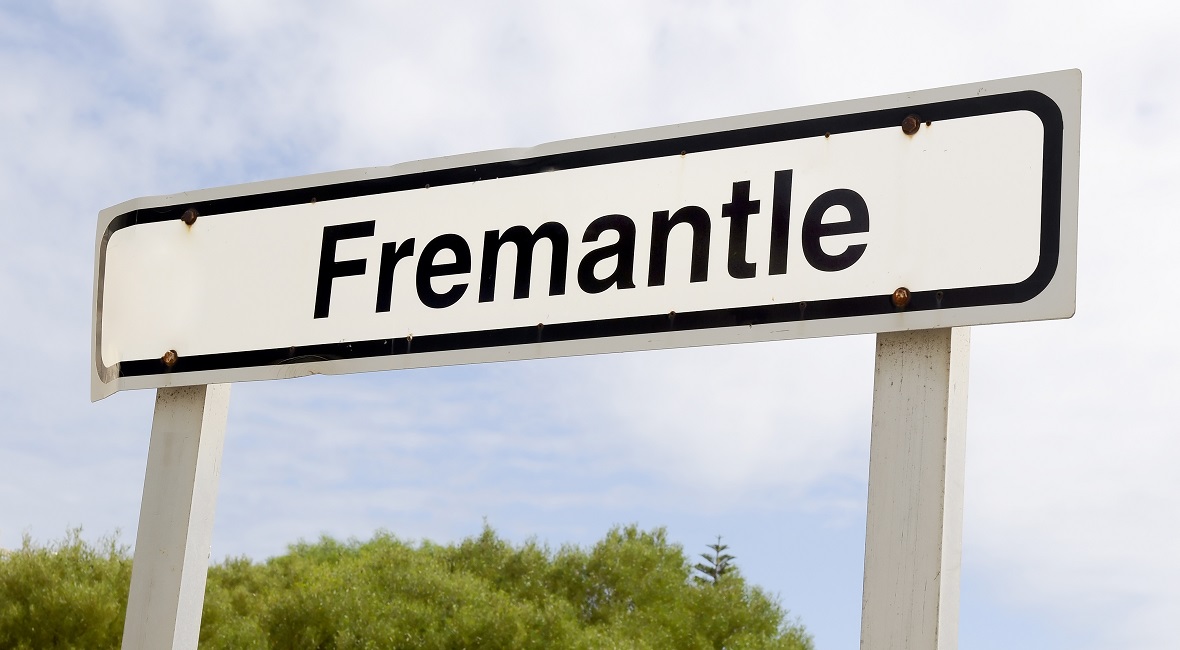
[121,384,231,650]
[860,328,969,650]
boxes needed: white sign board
[92,70,1080,400]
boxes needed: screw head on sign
[901,114,921,136]
[161,349,179,368]
[181,208,199,226]
[891,287,911,309]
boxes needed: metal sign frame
[92,70,1080,401]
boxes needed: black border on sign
[99,90,1065,380]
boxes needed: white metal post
[860,328,969,650]
[122,384,231,650]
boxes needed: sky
[1,1,1178,648]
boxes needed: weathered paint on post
[861,328,969,649]
[122,384,230,650]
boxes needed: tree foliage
[0,526,812,649]
[0,529,131,650]
[694,535,737,586]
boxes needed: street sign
[92,70,1080,400]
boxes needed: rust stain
[891,287,911,310]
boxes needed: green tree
[0,526,813,650]
[694,535,737,586]
[0,529,131,650]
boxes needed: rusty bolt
[181,208,199,226]
[161,349,178,368]
[891,287,911,309]
[901,114,921,135]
